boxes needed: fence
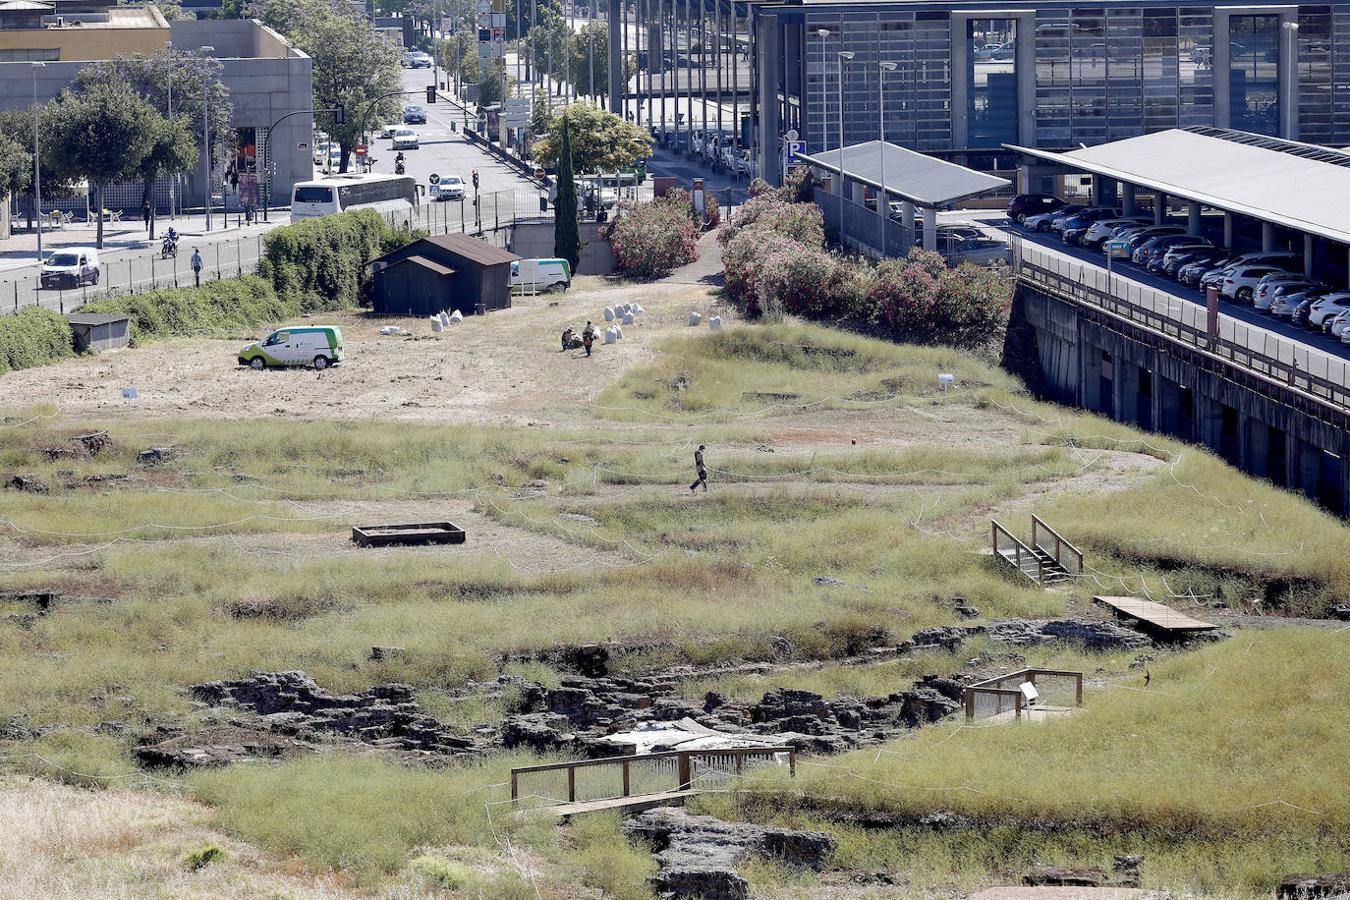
[814,187,915,259]
[1013,235,1350,415]
[510,746,795,809]
[991,520,1046,585]
[963,669,1084,721]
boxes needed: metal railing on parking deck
[813,187,915,258]
[1013,234,1350,415]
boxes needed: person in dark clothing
[581,321,595,357]
[689,445,708,492]
[142,200,152,233]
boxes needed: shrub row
[719,176,1011,349]
[606,188,701,280]
[82,275,292,345]
[0,306,73,374]
[257,209,420,311]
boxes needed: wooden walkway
[526,789,702,821]
[1094,595,1217,635]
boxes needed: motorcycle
[160,236,178,259]
[394,161,406,175]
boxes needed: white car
[1253,273,1317,311]
[1220,264,1284,301]
[379,123,399,139]
[391,128,420,150]
[40,247,100,288]
[1270,289,1314,318]
[434,175,465,201]
[1328,310,1350,339]
[1081,216,1150,248]
[403,51,433,68]
[1024,204,1085,233]
[1306,292,1350,327]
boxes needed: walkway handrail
[510,745,796,804]
[1031,514,1083,576]
[992,519,1042,584]
[1013,236,1350,417]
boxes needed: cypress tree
[553,115,581,273]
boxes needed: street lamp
[837,49,854,249]
[878,61,896,255]
[165,40,175,221]
[1282,21,1299,139]
[199,46,214,232]
[31,61,45,262]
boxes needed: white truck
[510,258,571,293]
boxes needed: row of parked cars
[1008,194,1350,343]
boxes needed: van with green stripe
[238,326,344,371]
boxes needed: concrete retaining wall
[509,221,615,275]
[1012,284,1350,515]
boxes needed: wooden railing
[992,519,1043,584]
[963,668,1084,721]
[1031,514,1084,577]
[509,745,796,806]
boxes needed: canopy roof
[801,140,1011,207]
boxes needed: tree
[553,117,580,273]
[0,111,33,233]
[74,51,221,238]
[247,0,403,171]
[566,21,634,99]
[45,80,159,248]
[533,104,652,175]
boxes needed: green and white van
[238,326,344,371]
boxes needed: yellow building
[0,1,170,62]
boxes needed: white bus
[290,173,419,220]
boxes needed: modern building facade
[751,0,1350,181]
[0,10,312,214]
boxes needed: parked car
[510,258,572,292]
[1080,216,1150,248]
[1259,281,1323,314]
[238,326,344,371]
[40,247,100,288]
[1162,246,1227,277]
[391,127,420,150]
[1007,193,1065,223]
[433,175,466,200]
[945,237,1013,266]
[1133,233,1208,266]
[1198,252,1300,290]
[1024,204,1087,232]
[1253,273,1318,309]
[1222,265,1283,301]
[1052,207,1120,239]
[1326,309,1350,338]
[1271,289,1316,318]
[1306,292,1350,328]
[1123,225,1186,254]
[402,105,427,125]
[1145,240,1211,273]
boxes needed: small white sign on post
[122,387,139,404]
[937,373,955,403]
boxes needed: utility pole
[32,61,45,262]
[200,46,214,232]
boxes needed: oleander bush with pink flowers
[606,189,701,280]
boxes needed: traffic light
[333,103,345,125]
[471,170,479,190]
[426,85,436,104]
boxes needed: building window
[0,48,59,62]
[967,18,1018,147]
[1229,14,1280,135]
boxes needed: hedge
[82,275,293,345]
[607,189,701,280]
[0,306,73,374]
[257,209,419,311]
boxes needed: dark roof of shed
[387,254,455,276]
[800,141,1010,207]
[66,313,129,326]
[420,234,520,265]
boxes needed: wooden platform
[1094,595,1217,635]
[351,521,465,547]
[526,789,701,821]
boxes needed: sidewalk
[0,211,290,273]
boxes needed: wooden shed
[66,313,130,353]
[370,235,519,317]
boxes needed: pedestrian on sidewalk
[191,248,203,287]
[689,445,708,493]
[141,200,152,234]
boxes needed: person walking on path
[191,248,203,287]
[142,200,152,234]
[689,444,708,492]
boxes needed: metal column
[608,0,623,113]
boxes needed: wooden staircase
[991,515,1083,587]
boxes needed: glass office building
[755,0,1350,168]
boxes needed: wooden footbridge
[1094,595,1218,638]
[510,745,796,820]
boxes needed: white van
[238,326,344,370]
[510,258,571,292]
[40,247,100,288]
